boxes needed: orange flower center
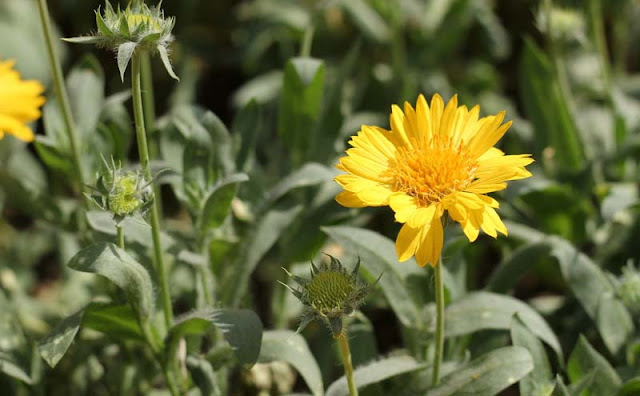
[388,134,477,206]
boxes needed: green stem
[116,224,125,250]
[337,332,358,396]
[131,51,173,329]
[140,52,164,217]
[300,26,315,57]
[432,256,445,386]
[36,0,86,200]
[587,0,612,95]
[543,0,573,104]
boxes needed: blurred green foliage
[2,0,640,395]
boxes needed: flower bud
[281,256,379,338]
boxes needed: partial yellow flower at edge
[334,94,533,267]
[0,59,46,142]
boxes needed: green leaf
[278,57,325,165]
[326,356,426,396]
[186,356,222,396]
[567,336,621,396]
[0,353,32,384]
[222,203,303,307]
[259,330,323,396]
[82,302,143,341]
[322,226,425,329]
[487,240,550,293]
[617,378,640,396]
[426,347,534,396]
[33,136,73,175]
[118,14,130,37]
[264,163,334,208]
[519,38,584,172]
[336,0,391,43]
[233,99,262,171]
[67,55,105,138]
[117,42,137,81]
[38,309,83,368]
[199,173,248,233]
[548,236,634,354]
[62,36,102,44]
[86,211,176,251]
[444,292,563,362]
[158,44,179,81]
[511,315,555,396]
[68,242,154,318]
[168,309,263,366]
[95,9,111,36]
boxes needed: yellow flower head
[0,59,45,142]
[335,94,533,267]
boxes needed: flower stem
[336,332,358,396]
[36,0,86,200]
[300,26,315,57]
[432,256,445,386]
[131,51,173,330]
[116,224,125,250]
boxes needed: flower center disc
[389,135,477,206]
[307,271,353,313]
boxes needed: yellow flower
[0,59,45,142]
[335,94,533,267]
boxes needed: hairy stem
[131,51,173,329]
[432,256,445,386]
[337,332,358,396]
[36,0,87,201]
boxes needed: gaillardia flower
[335,94,533,267]
[0,59,45,142]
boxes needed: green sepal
[95,8,111,36]
[62,36,103,44]
[119,14,130,37]
[157,44,179,81]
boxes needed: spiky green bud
[86,157,152,224]
[282,256,378,338]
[64,0,178,81]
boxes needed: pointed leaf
[38,309,83,368]
[0,353,33,384]
[199,173,249,233]
[168,308,263,366]
[568,336,621,396]
[222,203,303,307]
[327,356,426,396]
[158,45,179,81]
[62,36,102,44]
[233,99,262,171]
[426,347,534,396]
[444,292,563,363]
[259,330,323,396]
[68,242,154,317]
[117,42,137,81]
[511,315,555,396]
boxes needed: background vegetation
[2,0,640,395]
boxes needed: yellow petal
[407,204,437,228]
[390,193,420,223]
[439,94,458,138]
[415,94,432,138]
[430,94,444,136]
[390,104,412,147]
[396,223,422,262]
[416,216,443,267]
[335,191,368,208]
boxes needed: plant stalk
[131,51,173,329]
[432,256,445,386]
[36,0,87,200]
[337,332,358,396]
[116,224,125,250]
[300,26,315,57]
